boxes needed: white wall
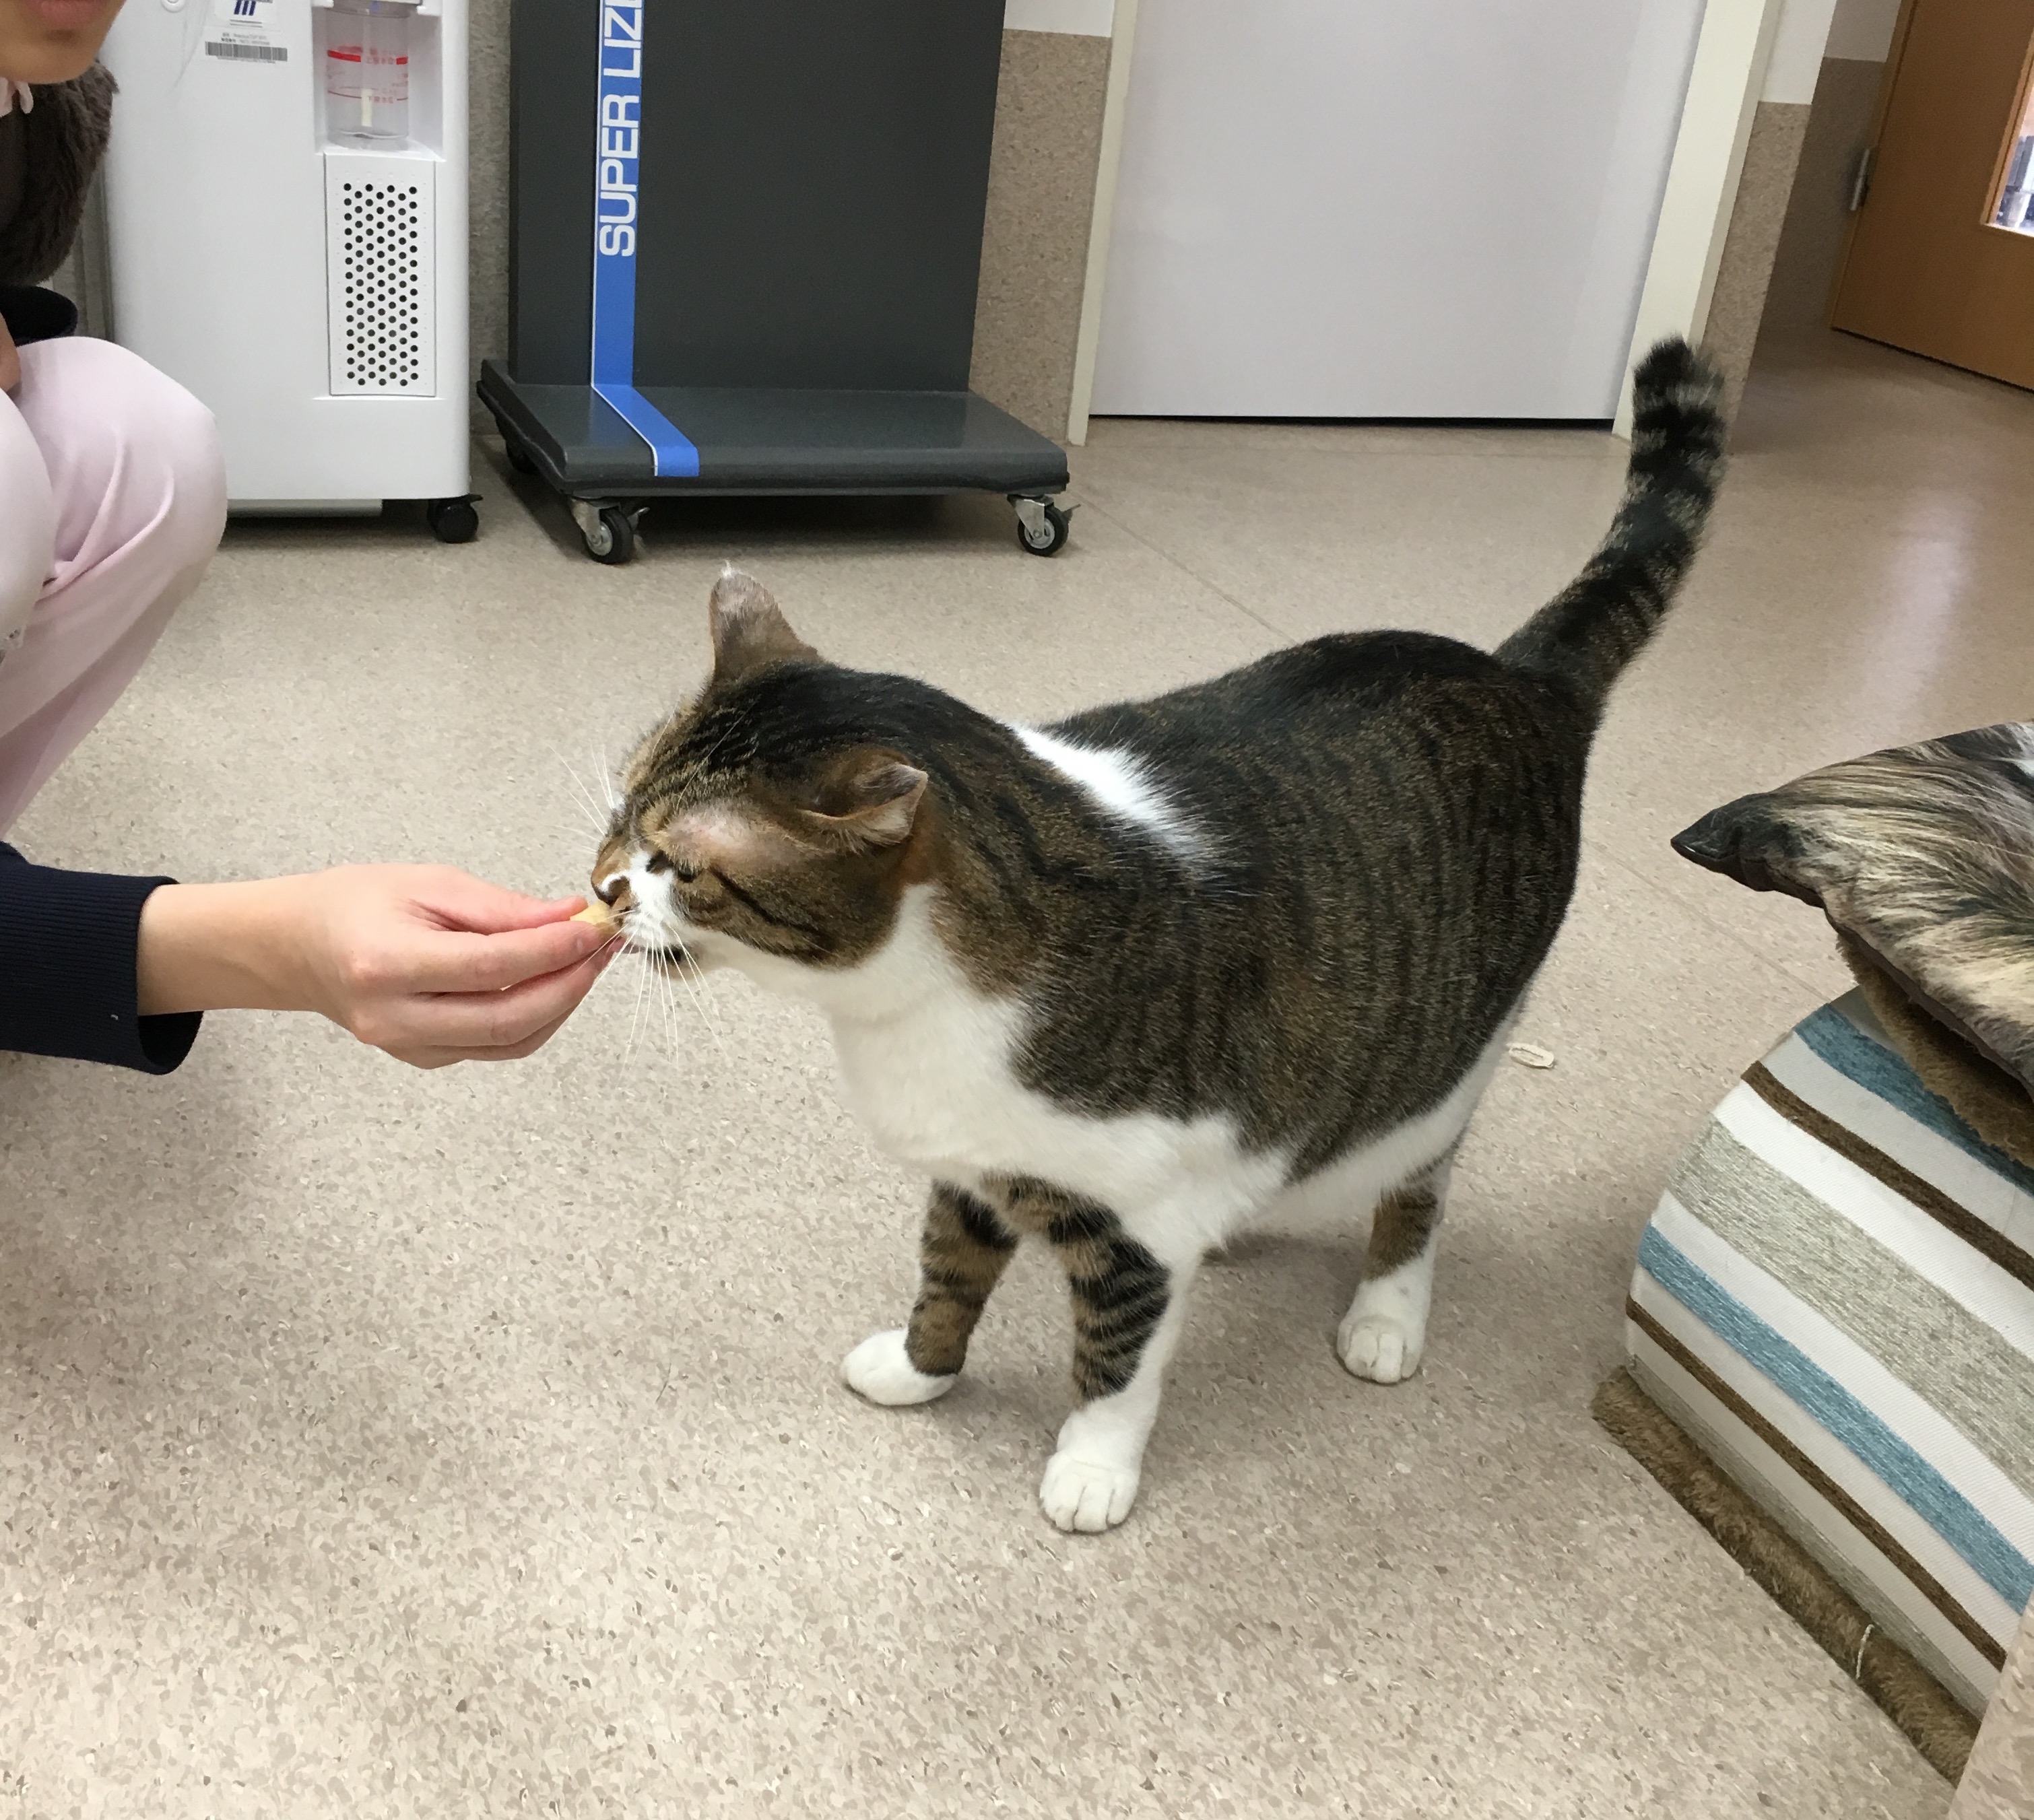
[1763,0,1840,100]
[1004,0,1114,34]
[1091,0,1707,418]
[1825,0,1902,61]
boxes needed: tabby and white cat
[589,340,1724,1532]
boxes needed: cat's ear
[708,567,816,683]
[801,750,928,850]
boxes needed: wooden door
[1832,0,2034,387]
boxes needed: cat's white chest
[812,894,1287,1238]
[829,993,1284,1248]
[828,987,1034,1186]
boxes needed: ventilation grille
[324,156,437,397]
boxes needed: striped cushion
[1628,989,2034,1715]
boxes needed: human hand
[0,314,18,394]
[138,865,620,1067]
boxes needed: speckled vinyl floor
[2,330,2009,1817]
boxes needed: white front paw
[1338,1261,1433,1385]
[1338,1312,1422,1383]
[1039,1451,1140,1532]
[842,1328,956,1407]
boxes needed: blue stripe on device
[589,0,697,478]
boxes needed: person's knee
[93,345,228,569]
[0,397,57,646]
[135,354,226,535]
[16,339,228,576]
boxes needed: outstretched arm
[135,865,619,1068]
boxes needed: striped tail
[1497,337,1726,712]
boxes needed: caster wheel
[489,413,539,475]
[1014,498,1071,557]
[426,496,479,543]
[583,504,636,565]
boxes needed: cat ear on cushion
[708,566,818,683]
[797,750,929,851]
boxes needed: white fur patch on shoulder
[1014,726,1204,860]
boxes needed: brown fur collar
[0,63,115,287]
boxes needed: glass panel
[1992,55,2034,234]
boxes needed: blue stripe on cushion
[1638,1225,2034,1611]
[1794,1003,2034,1197]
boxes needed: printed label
[587,0,700,478]
[593,3,643,299]
[206,0,284,62]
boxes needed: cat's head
[589,570,938,984]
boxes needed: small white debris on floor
[1508,1042,1556,1069]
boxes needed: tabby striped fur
[591,338,1726,1532]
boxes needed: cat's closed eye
[645,851,702,883]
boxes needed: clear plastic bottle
[326,0,415,144]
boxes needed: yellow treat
[571,903,619,930]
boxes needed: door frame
[1614,0,1792,434]
[1065,0,1140,446]
[1825,0,2034,372]
[1978,24,2034,231]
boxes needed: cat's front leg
[843,1182,1017,1407]
[999,1180,1195,1535]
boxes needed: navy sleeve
[0,843,202,1073]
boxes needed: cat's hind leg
[1338,1155,1451,1385]
[844,1182,1016,1407]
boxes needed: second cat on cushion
[588,339,1725,1533]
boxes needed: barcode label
[205,38,287,61]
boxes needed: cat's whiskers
[581,935,627,1001]
[551,797,607,850]
[668,947,729,1063]
[622,945,654,1066]
[542,819,606,852]
[643,957,672,1065]
[609,920,729,1065]
[555,750,612,836]
[657,964,692,1073]
[655,962,677,1062]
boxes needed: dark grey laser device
[478,0,1074,564]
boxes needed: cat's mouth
[600,901,693,971]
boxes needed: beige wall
[968,29,1112,440]
[1645,36,1892,420]
[1703,99,1812,419]
[1753,57,1885,350]
[467,0,511,422]
[1741,0,1898,359]
[463,13,1110,443]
